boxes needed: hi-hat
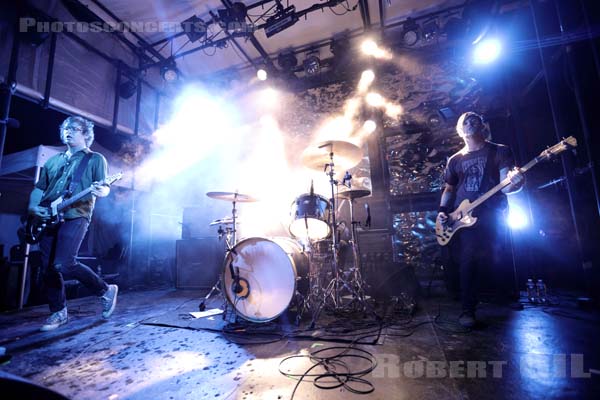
[206,191,258,202]
[301,140,362,171]
[337,189,371,200]
[208,217,239,226]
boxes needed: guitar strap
[65,152,93,198]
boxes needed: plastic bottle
[526,278,536,303]
[536,279,547,303]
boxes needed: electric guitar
[435,137,577,246]
[25,172,123,244]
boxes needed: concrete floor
[1,287,599,400]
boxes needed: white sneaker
[40,307,68,331]
[101,285,118,319]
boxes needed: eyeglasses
[63,126,84,133]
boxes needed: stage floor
[0,287,599,399]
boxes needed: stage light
[363,120,377,133]
[473,38,502,64]
[161,59,179,82]
[181,15,207,43]
[257,68,268,81]
[303,54,321,76]
[366,92,384,107]
[118,80,137,99]
[507,203,528,229]
[360,40,391,60]
[385,103,402,119]
[401,18,421,47]
[358,70,375,93]
[277,52,298,71]
[361,39,378,55]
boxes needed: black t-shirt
[443,142,515,215]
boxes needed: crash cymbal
[337,189,371,200]
[301,140,362,171]
[208,217,240,226]
[206,191,258,202]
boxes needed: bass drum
[222,237,309,323]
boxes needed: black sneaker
[101,285,118,319]
[458,311,476,328]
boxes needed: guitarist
[27,116,118,331]
[437,112,524,328]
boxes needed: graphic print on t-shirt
[462,156,486,192]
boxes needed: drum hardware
[299,140,378,327]
[337,188,372,303]
[200,191,257,313]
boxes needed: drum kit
[199,139,374,326]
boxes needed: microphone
[0,118,20,129]
[365,203,371,228]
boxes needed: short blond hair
[59,116,95,147]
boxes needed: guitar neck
[465,155,541,213]
[57,187,94,212]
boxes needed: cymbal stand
[345,196,369,307]
[308,148,351,326]
[199,200,238,312]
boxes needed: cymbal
[337,189,371,200]
[301,140,362,171]
[206,191,258,202]
[209,217,239,226]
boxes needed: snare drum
[222,237,309,323]
[289,193,331,240]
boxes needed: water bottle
[536,279,547,303]
[526,279,536,303]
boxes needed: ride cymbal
[206,191,258,202]
[301,140,362,171]
[337,189,371,200]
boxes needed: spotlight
[181,15,207,43]
[363,120,377,133]
[473,38,502,64]
[366,92,384,107]
[277,52,298,71]
[401,18,421,47]
[507,204,528,229]
[161,58,179,82]
[118,80,137,99]
[361,39,378,55]
[218,2,248,25]
[358,70,375,93]
[257,68,268,81]
[303,54,321,76]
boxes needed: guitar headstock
[539,136,577,160]
[103,172,123,186]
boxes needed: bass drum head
[222,237,304,323]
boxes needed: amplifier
[175,238,224,289]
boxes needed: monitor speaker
[175,238,224,289]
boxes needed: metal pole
[19,166,41,309]
[0,20,20,177]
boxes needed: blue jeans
[40,217,108,312]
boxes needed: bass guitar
[435,137,577,246]
[25,172,123,244]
